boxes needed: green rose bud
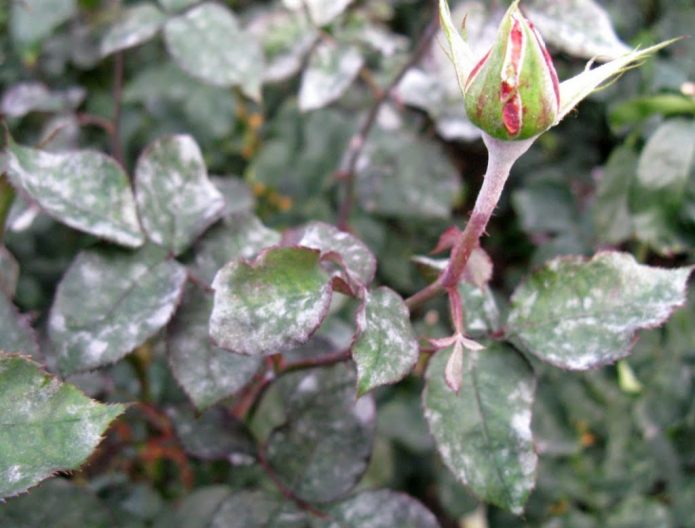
[463,1,559,140]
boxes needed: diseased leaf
[299,40,363,112]
[0,246,19,297]
[210,247,332,356]
[212,177,256,218]
[191,214,280,285]
[10,0,77,46]
[264,363,375,503]
[283,0,353,26]
[630,119,695,255]
[313,490,440,528]
[352,287,419,396]
[507,252,692,370]
[50,245,187,374]
[100,3,166,57]
[357,128,461,220]
[135,135,225,255]
[158,0,198,12]
[526,0,631,60]
[164,3,264,99]
[168,286,262,410]
[1,82,85,119]
[4,139,145,248]
[0,354,125,499]
[169,405,256,461]
[423,343,537,515]
[286,221,376,286]
[0,478,112,527]
[0,292,39,358]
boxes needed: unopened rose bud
[463,1,559,140]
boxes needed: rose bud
[463,1,559,140]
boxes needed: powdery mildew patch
[0,355,124,498]
[100,3,166,58]
[135,135,225,255]
[209,247,332,356]
[507,251,692,370]
[423,344,537,515]
[5,140,144,247]
[49,245,187,374]
[352,286,419,395]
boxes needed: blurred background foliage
[1,0,694,526]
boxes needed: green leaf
[4,139,145,248]
[0,291,39,358]
[264,363,375,503]
[0,246,19,297]
[356,129,461,220]
[313,490,440,528]
[164,3,264,99]
[50,245,187,374]
[352,287,419,396]
[100,3,166,57]
[163,487,308,528]
[507,252,692,370]
[10,0,77,46]
[210,247,332,356]
[283,0,353,26]
[0,354,125,498]
[1,82,85,119]
[212,177,256,218]
[0,478,112,526]
[287,221,376,286]
[526,0,631,60]
[593,144,637,245]
[158,0,198,12]
[168,286,262,410]
[170,405,256,461]
[630,119,695,255]
[134,135,225,255]
[299,40,364,112]
[423,343,537,515]
[191,213,280,285]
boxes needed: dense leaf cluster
[1,0,694,526]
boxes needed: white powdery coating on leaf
[135,135,225,255]
[299,41,364,112]
[508,252,693,370]
[5,142,144,247]
[352,287,419,393]
[209,249,332,356]
[164,2,264,90]
[297,221,376,285]
[283,0,353,26]
[51,248,187,373]
[100,4,165,57]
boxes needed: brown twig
[111,52,125,166]
[76,112,116,136]
[335,7,439,231]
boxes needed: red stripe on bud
[503,93,522,136]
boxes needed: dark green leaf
[593,145,637,245]
[210,247,332,356]
[0,246,19,298]
[423,343,537,514]
[507,252,692,370]
[356,129,461,220]
[170,405,256,461]
[100,3,166,57]
[0,354,125,498]
[0,291,39,357]
[265,363,375,503]
[4,139,145,248]
[50,245,187,374]
[630,119,695,255]
[134,135,225,255]
[10,0,77,46]
[168,286,261,410]
[313,490,440,528]
[164,3,264,99]
[0,478,112,527]
[352,287,419,395]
